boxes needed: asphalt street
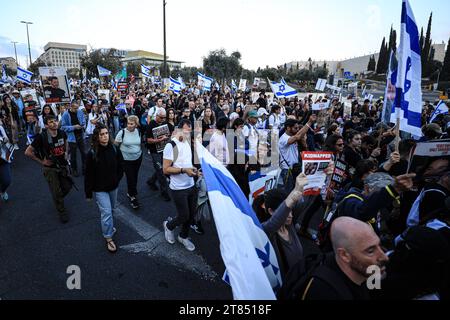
[0,137,232,300]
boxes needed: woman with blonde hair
[115,115,142,210]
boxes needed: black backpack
[317,193,364,250]
[277,253,353,300]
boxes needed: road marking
[115,204,217,280]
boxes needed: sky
[0,0,449,70]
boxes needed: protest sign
[327,159,348,195]
[344,101,352,118]
[152,124,170,153]
[253,78,261,88]
[117,81,128,99]
[301,151,333,196]
[39,67,71,104]
[408,141,450,176]
[97,89,111,105]
[20,89,41,109]
[248,169,281,205]
[315,78,327,91]
[239,79,247,91]
[312,100,331,111]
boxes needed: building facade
[0,57,18,71]
[37,42,87,70]
[121,50,183,70]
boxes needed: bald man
[302,217,389,300]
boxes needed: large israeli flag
[17,67,33,84]
[391,0,423,136]
[231,79,238,92]
[429,101,448,123]
[169,76,182,93]
[141,64,151,78]
[178,76,186,90]
[197,72,213,91]
[196,141,281,300]
[97,65,112,77]
[269,78,297,98]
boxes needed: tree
[323,61,327,70]
[260,67,281,81]
[376,37,387,74]
[367,55,376,72]
[80,48,122,78]
[28,60,52,76]
[313,67,328,81]
[67,68,80,79]
[419,27,424,52]
[308,58,313,72]
[440,37,450,82]
[178,66,203,82]
[203,49,242,82]
[422,12,433,77]
[126,61,144,77]
[388,26,397,53]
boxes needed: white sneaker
[14,144,19,150]
[177,236,196,252]
[1,192,8,202]
[163,221,175,244]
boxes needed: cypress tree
[440,38,450,82]
[376,37,387,74]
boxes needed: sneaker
[147,180,159,191]
[163,221,175,244]
[161,192,171,202]
[1,192,9,202]
[13,144,19,150]
[59,213,70,224]
[190,223,204,235]
[130,197,139,210]
[177,236,196,252]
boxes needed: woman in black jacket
[85,124,123,253]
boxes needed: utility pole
[11,41,19,66]
[20,21,33,67]
[163,0,167,78]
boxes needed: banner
[239,79,247,91]
[248,169,281,205]
[97,89,111,105]
[407,140,450,179]
[39,67,71,104]
[117,81,128,99]
[301,151,333,196]
[312,100,331,111]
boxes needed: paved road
[0,138,232,300]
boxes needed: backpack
[317,193,364,250]
[277,253,353,300]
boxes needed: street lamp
[11,41,18,66]
[163,0,167,78]
[20,21,33,67]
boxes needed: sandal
[106,239,117,253]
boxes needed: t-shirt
[209,131,229,165]
[268,114,281,130]
[242,123,258,155]
[31,130,68,168]
[146,120,170,154]
[163,138,195,191]
[115,129,142,161]
[279,133,299,170]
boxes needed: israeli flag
[429,101,449,123]
[197,72,213,91]
[178,76,186,89]
[141,64,151,78]
[16,67,33,85]
[231,79,238,92]
[269,78,297,98]
[215,81,221,91]
[382,51,398,124]
[97,65,112,77]
[169,76,182,93]
[391,0,423,137]
[111,79,117,90]
[196,141,281,300]
[115,103,127,113]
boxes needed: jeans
[69,134,86,173]
[279,168,294,193]
[43,167,65,214]
[95,189,118,238]
[122,155,142,197]
[166,186,198,239]
[113,117,120,136]
[0,161,11,193]
[148,153,168,194]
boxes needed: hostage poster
[301,151,333,196]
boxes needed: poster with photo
[327,159,348,196]
[20,88,42,110]
[408,141,450,182]
[152,124,170,153]
[39,67,71,104]
[301,151,333,196]
[97,89,111,105]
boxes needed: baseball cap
[248,110,259,118]
[257,108,269,116]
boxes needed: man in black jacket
[303,217,389,300]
